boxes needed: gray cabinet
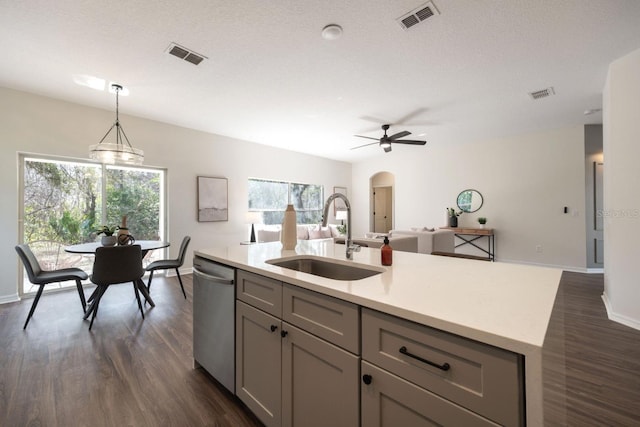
[237,270,282,316]
[236,300,282,427]
[236,270,361,427]
[361,308,524,426]
[235,269,525,426]
[282,323,359,427]
[361,361,500,427]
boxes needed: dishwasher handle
[193,267,234,285]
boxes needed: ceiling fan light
[380,141,391,149]
[321,24,343,40]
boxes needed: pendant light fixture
[89,83,144,165]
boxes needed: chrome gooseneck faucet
[322,193,360,260]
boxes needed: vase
[101,235,117,246]
[281,204,297,250]
[479,224,485,229]
[117,227,134,245]
[448,216,458,228]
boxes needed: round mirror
[457,189,483,213]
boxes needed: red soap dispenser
[381,236,393,266]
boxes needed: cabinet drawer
[283,284,360,354]
[361,361,500,427]
[237,270,282,317]
[362,308,524,426]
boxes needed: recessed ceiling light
[321,24,343,40]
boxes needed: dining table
[64,240,170,257]
[64,240,170,312]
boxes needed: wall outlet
[536,245,543,253]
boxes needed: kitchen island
[195,239,561,426]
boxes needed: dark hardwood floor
[0,274,262,427]
[543,272,640,426]
[1,271,639,426]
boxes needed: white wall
[0,87,351,303]
[602,48,640,330]
[352,126,587,269]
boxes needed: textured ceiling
[1,0,640,162]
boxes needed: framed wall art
[197,176,228,222]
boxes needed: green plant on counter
[337,224,347,235]
[478,217,487,225]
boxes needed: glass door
[19,155,166,295]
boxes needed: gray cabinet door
[281,323,360,427]
[361,361,500,427]
[236,301,282,427]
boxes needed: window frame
[17,152,168,296]
[248,177,324,225]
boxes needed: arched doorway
[370,172,395,233]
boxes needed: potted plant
[96,225,118,246]
[446,208,462,228]
[478,217,487,229]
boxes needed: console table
[442,227,495,261]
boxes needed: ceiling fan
[351,124,426,153]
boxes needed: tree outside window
[248,178,323,225]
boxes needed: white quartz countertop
[194,239,561,358]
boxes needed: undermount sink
[266,256,384,281]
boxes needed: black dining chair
[15,244,88,329]
[85,244,146,330]
[145,236,191,299]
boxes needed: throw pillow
[309,228,332,239]
[297,225,310,240]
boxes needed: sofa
[388,228,455,254]
[256,224,343,243]
[335,235,418,253]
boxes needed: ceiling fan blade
[393,139,426,145]
[395,107,429,125]
[388,130,411,140]
[350,141,379,150]
[354,135,379,141]
[359,115,389,124]
[384,146,392,153]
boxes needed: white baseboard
[0,293,20,304]
[602,292,640,331]
[497,258,591,273]
[164,267,193,278]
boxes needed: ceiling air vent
[397,1,440,30]
[166,43,207,66]
[529,87,556,100]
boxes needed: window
[248,178,323,225]
[19,155,166,294]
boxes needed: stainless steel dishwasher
[193,255,235,394]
